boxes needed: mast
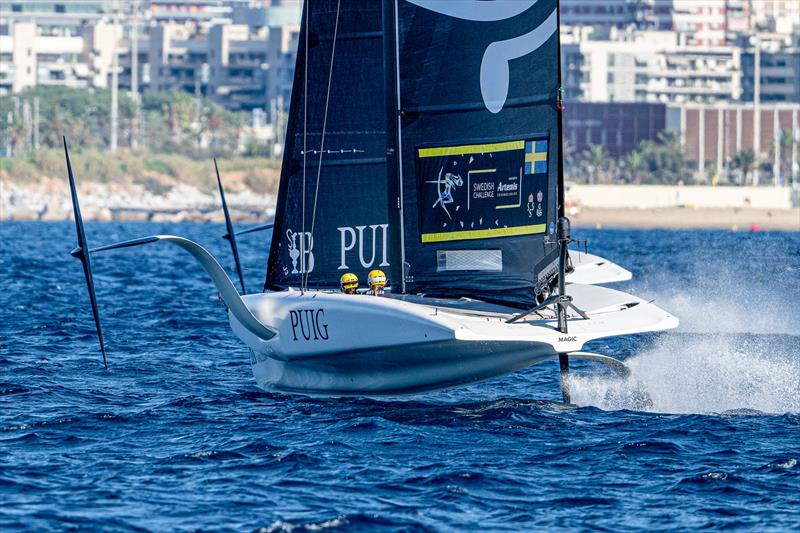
[385,0,406,293]
[264,1,310,291]
[555,0,572,402]
[556,0,565,220]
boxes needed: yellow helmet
[367,269,387,290]
[340,272,359,293]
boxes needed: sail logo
[429,169,463,219]
[405,0,557,113]
[285,229,314,274]
[338,224,390,270]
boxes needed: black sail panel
[396,0,561,307]
[265,1,393,291]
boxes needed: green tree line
[566,132,695,185]
[566,130,795,186]
[1,86,248,157]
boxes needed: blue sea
[2,221,799,531]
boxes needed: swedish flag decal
[524,140,548,174]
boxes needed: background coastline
[3,178,796,230]
[572,206,800,231]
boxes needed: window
[55,4,65,13]
[12,4,22,12]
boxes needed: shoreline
[571,207,800,231]
[3,179,798,230]
[3,207,797,231]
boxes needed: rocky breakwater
[1,176,275,223]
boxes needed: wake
[569,252,800,414]
[570,332,800,414]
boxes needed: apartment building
[264,22,297,117]
[144,21,297,111]
[562,27,742,104]
[562,0,797,42]
[2,2,300,113]
[0,19,120,93]
[0,0,110,34]
[561,0,644,29]
[739,34,800,103]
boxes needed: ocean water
[2,221,799,531]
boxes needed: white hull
[230,283,677,395]
[567,250,632,285]
[75,233,675,396]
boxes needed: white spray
[569,241,800,414]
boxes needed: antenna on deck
[214,158,246,294]
[64,137,108,369]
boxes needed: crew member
[367,269,387,296]
[340,272,359,294]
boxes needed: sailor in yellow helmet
[340,272,359,294]
[367,269,387,296]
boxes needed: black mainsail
[265,1,393,290]
[267,0,562,308]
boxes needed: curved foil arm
[91,235,277,341]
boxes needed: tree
[731,149,755,186]
[582,144,607,184]
[629,132,692,185]
[776,129,794,184]
[622,150,643,184]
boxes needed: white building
[740,35,800,103]
[561,0,798,42]
[0,0,110,34]
[145,20,297,111]
[2,11,299,113]
[0,19,121,94]
[562,26,742,104]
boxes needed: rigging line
[303,0,342,291]
[301,0,309,293]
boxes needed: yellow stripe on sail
[418,140,524,158]
[421,224,546,243]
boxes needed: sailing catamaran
[65,0,677,401]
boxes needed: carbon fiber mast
[214,158,247,294]
[64,137,108,369]
[555,0,572,403]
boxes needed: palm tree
[583,145,607,184]
[623,150,643,184]
[731,149,755,186]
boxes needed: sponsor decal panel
[416,138,549,243]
